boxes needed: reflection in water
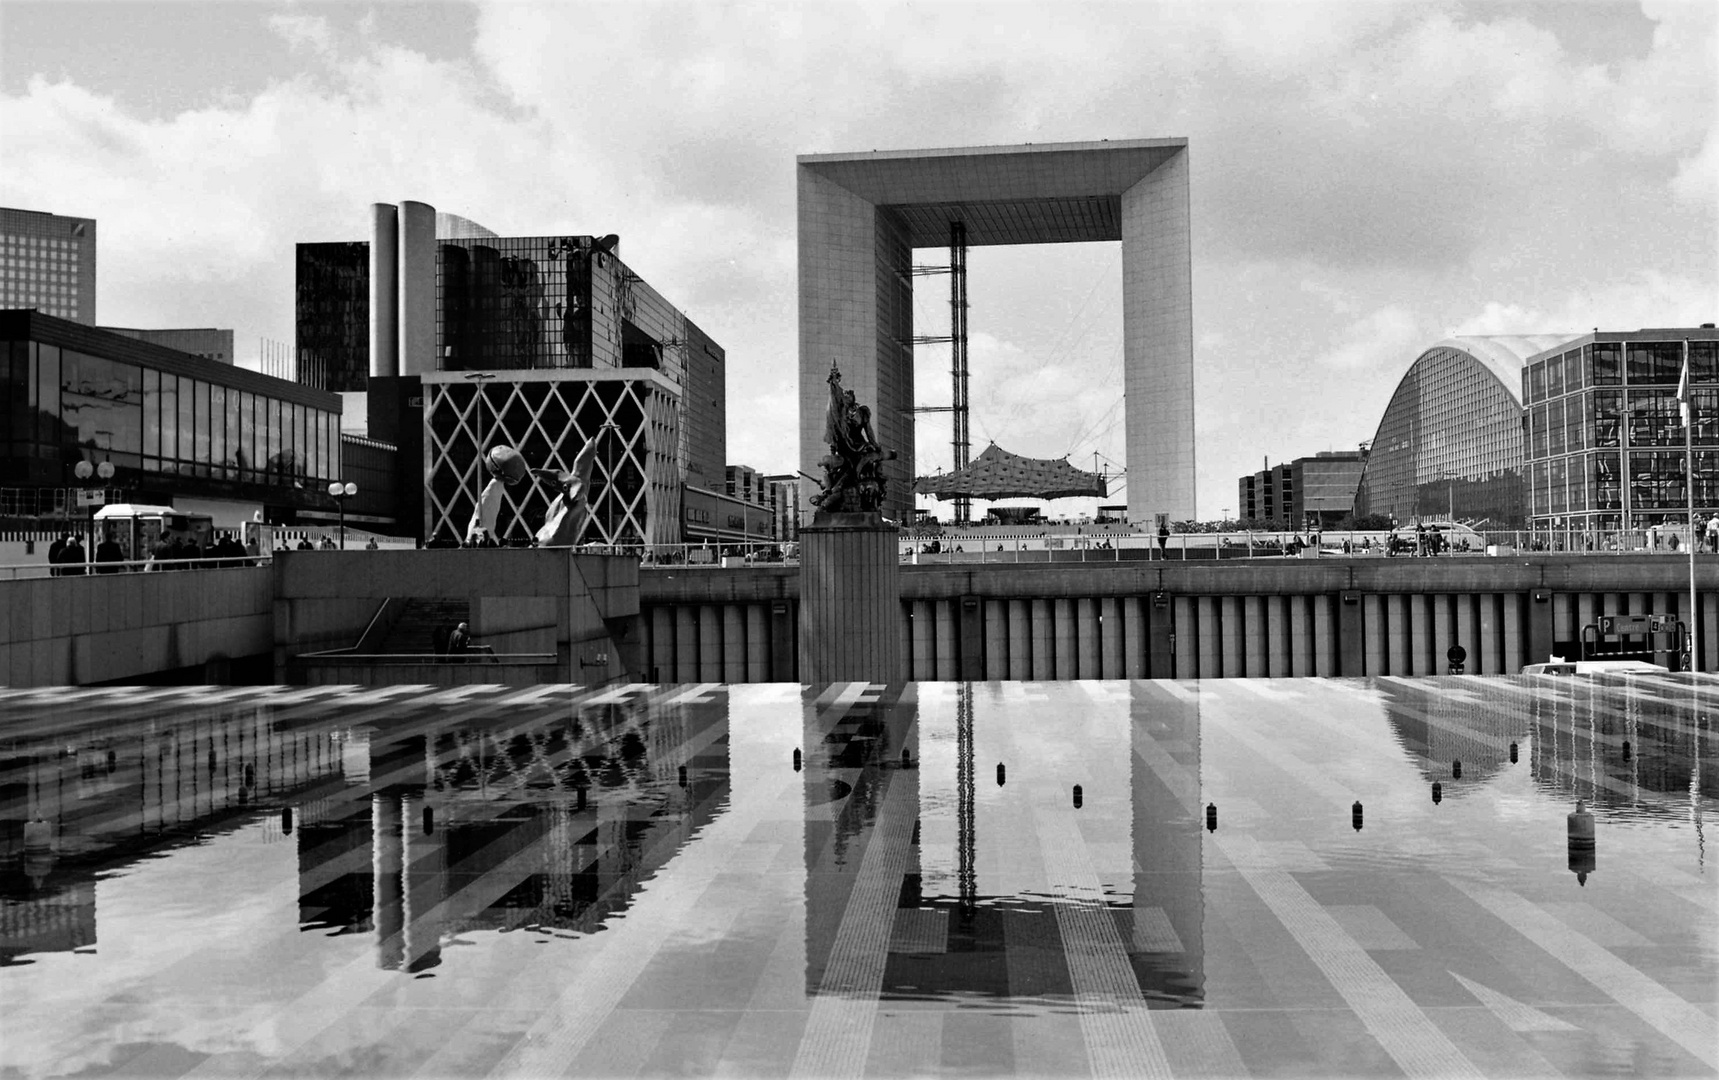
[801,682,1207,1008]
[298,698,734,972]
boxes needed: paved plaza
[0,676,1714,1078]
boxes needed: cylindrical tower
[397,200,438,377]
[368,203,399,378]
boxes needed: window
[1691,340,1718,382]
[1592,390,1622,447]
[1546,355,1565,399]
[1626,341,1682,384]
[1589,342,1621,385]
[1526,362,1545,404]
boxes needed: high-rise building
[1521,327,1719,543]
[296,201,729,545]
[0,208,96,325]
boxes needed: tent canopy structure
[914,443,1108,502]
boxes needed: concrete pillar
[1053,598,1078,680]
[1265,596,1287,677]
[798,514,901,684]
[369,203,399,379]
[983,601,1003,677]
[1122,597,1146,679]
[934,600,957,680]
[1077,598,1101,679]
[1030,599,1054,680]
[1099,597,1123,678]
[397,200,437,377]
[1008,600,1032,679]
[910,600,934,680]
[1220,596,1243,677]
[1363,594,1384,675]
[1169,596,1194,676]
[1121,149,1195,522]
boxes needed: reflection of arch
[800,682,1205,1005]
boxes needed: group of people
[45,534,90,575]
[150,532,255,569]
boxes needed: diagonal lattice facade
[422,370,681,546]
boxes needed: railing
[290,650,556,666]
[0,553,274,581]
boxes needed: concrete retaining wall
[639,556,1719,682]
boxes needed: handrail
[0,554,272,580]
[351,598,396,653]
[291,651,557,665]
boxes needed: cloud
[1447,271,1716,337]
[1314,305,1424,370]
[267,13,336,57]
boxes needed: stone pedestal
[798,512,901,683]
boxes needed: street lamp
[74,455,116,564]
[327,481,357,549]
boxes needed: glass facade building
[1353,336,1575,528]
[1,208,97,326]
[295,223,730,541]
[2,310,342,518]
[1522,329,1719,541]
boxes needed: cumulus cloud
[1447,271,1716,337]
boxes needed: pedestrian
[1157,522,1170,559]
[61,535,87,575]
[447,621,471,655]
[47,534,67,577]
[95,534,125,573]
[365,536,379,551]
[1708,513,1719,553]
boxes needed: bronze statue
[466,423,612,546]
[811,365,895,514]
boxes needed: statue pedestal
[798,511,901,684]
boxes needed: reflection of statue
[466,424,611,547]
[812,365,896,514]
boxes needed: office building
[297,202,728,543]
[1521,327,1719,541]
[1353,335,1575,528]
[1237,450,1366,528]
[1,208,96,325]
[2,310,341,528]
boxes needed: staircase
[371,598,471,655]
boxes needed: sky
[2,0,1714,521]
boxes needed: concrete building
[101,327,235,365]
[1,208,97,325]
[1238,450,1366,527]
[1521,327,1719,543]
[296,201,730,544]
[1354,335,1575,528]
[797,140,1193,525]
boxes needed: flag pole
[1683,338,1698,672]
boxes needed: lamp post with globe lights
[74,456,116,569]
[327,481,357,550]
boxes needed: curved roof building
[1354,334,1575,527]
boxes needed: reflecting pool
[1,677,1715,1078]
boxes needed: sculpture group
[465,423,611,546]
[811,365,895,515]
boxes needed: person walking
[1707,513,1719,554]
